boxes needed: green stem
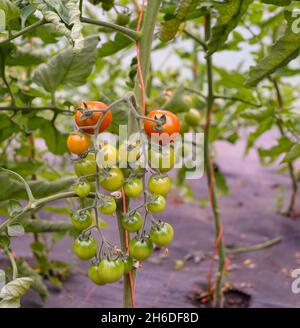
[6,249,18,280]
[80,17,141,41]
[204,14,226,308]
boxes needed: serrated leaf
[7,224,25,237]
[282,142,300,163]
[246,117,274,152]
[32,37,99,93]
[0,277,33,299]
[208,0,253,55]
[258,137,293,164]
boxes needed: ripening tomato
[75,101,112,134]
[184,108,201,126]
[67,133,90,155]
[73,181,91,198]
[96,144,118,168]
[150,222,174,247]
[100,168,124,191]
[122,256,133,274]
[98,258,124,283]
[148,175,171,196]
[129,237,153,261]
[144,109,181,143]
[73,235,97,260]
[74,153,97,180]
[148,147,175,173]
[122,211,143,233]
[88,263,106,286]
[147,194,166,213]
[71,211,92,231]
[123,178,143,198]
[98,196,116,215]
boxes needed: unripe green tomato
[98,197,116,215]
[123,178,143,198]
[88,263,106,285]
[98,258,124,283]
[148,175,171,196]
[148,148,175,173]
[73,236,97,260]
[150,222,174,247]
[100,168,124,191]
[122,256,134,274]
[74,153,97,181]
[122,211,143,233]
[147,194,166,213]
[184,108,201,126]
[71,211,92,231]
[73,181,91,198]
[129,237,153,261]
[102,0,114,11]
[116,13,130,26]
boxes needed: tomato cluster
[67,100,179,287]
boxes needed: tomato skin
[148,147,175,173]
[88,263,106,285]
[74,153,97,180]
[148,175,171,196]
[73,236,97,260]
[100,168,124,191]
[184,108,201,126]
[98,258,124,283]
[75,101,112,134]
[73,181,91,197]
[71,211,92,231]
[67,133,90,155]
[129,237,153,261]
[144,109,181,143]
[123,178,143,198]
[147,194,166,213]
[97,144,118,169]
[150,222,174,247]
[122,211,143,233]
[98,197,116,215]
[122,256,133,274]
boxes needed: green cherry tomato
[71,211,92,231]
[102,0,114,11]
[98,197,116,215]
[122,256,133,274]
[123,178,143,198]
[100,168,124,191]
[98,258,124,283]
[74,153,97,181]
[147,194,166,213]
[184,108,201,126]
[88,263,106,286]
[129,237,153,261]
[148,175,171,196]
[73,181,91,198]
[148,147,175,173]
[116,13,130,26]
[150,222,174,247]
[73,235,97,260]
[122,211,143,233]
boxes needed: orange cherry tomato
[144,109,181,143]
[75,101,112,134]
[67,133,90,155]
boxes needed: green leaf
[7,224,25,237]
[0,235,10,250]
[246,117,274,152]
[240,107,274,121]
[0,297,20,308]
[98,33,132,58]
[0,0,20,23]
[245,9,300,86]
[41,122,68,155]
[282,142,300,163]
[6,47,46,66]
[261,0,292,5]
[7,199,23,217]
[32,36,99,93]
[258,137,293,164]
[208,0,253,55]
[0,277,33,299]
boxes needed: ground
[2,131,300,308]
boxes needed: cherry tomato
[73,181,91,197]
[98,196,116,215]
[100,168,124,191]
[119,141,143,168]
[148,147,175,173]
[184,108,201,126]
[129,237,153,261]
[150,222,174,247]
[102,0,114,11]
[148,175,171,196]
[96,144,118,168]
[71,211,92,231]
[75,101,112,134]
[88,263,106,286]
[144,109,181,143]
[123,178,143,198]
[116,13,130,26]
[122,211,143,233]
[122,256,133,274]
[98,258,124,283]
[73,235,97,260]
[147,194,166,213]
[67,133,90,155]
[74,153,97,180]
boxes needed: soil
[1,131,300,308]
